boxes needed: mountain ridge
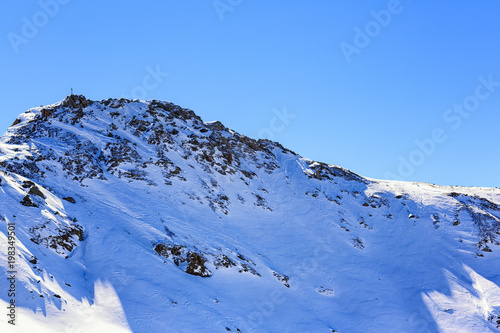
[0,95,499,332]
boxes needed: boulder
[63,197,76,204]
[29,185,46,199]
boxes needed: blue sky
[2,0,499,187]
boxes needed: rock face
[20,194,38,207]
[62,196,76,203]
[0,95,499,333]
[185,252,211,277]
[28,185,46,199]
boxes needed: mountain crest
[1,96,499,332]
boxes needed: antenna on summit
[71,87,73,95]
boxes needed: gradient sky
[2,1,499,188]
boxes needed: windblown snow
[0,95,499,332]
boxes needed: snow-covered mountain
[0,95,499,333]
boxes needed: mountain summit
[1,95,499,332]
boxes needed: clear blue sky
[2,1,499,187]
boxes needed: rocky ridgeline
[447,192,500,252]
[2,95,368,186]
[3,95,284,183]
[1,95,367,215]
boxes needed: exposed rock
[20,195,38,207]
[214,255,236,269]
[186,252,212,277]
[63,197,76,203]
[41,109,52,119]
[273,272,290,287]
[316,287,335,296]
[29,185,46,199]
[29,223,84,255]
[205,121,225,131]
[308,161,367,183]
[62,94,91,109]
[11,118,21,127]
[352,238,364,249]
[22,180,35,188]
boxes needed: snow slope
[0,95,499,332]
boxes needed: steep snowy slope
[0,95,499,333]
